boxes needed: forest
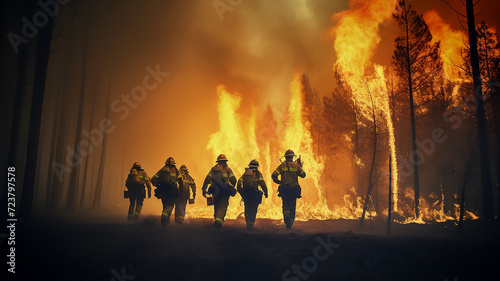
[1,0,500,280]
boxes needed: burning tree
[392,0,442,219]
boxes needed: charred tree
[66,24,89,211]
[458,156,472,232]
[465,0,494,222]
[80,90,96,209]
[392,0,442,218]
[2,0,35,221]
[45,80,64,211]
[19,16,54,218]
[360,77,377,226]
[387,154,392,235]
[92,83,111,209]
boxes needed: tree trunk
[387,154,392,235]
[466,0,494,222]
[93,83,111,209]
[2,0,33,221]
[66,25,89,211]
[404,6,420,219]
[80,90,96,209]
[45,83,63,210]
[19,16,54,218]
[361,79,377,225]
[459,156,471,232]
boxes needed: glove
[264,193,268,198]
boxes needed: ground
[7,211,500,281]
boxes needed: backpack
[126,169,143,189]
[158,166,179,191]
[241,168,262,203]
[210,165,228,188]
[242,168,257,191]
[208,165,235,197]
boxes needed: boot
[161,213,170,227]
[284,217,292,229]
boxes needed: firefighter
[271,150,306,229]
[202,154,237,228]
[151,157,183,226]
[125,162,152,222]
[174,165,196,225]
[237,159,268,229]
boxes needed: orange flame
[330,0,399,211]
[424,10,467,83]
[424,10,468,104]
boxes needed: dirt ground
[6,211,500,281]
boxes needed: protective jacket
[271,161,306,185]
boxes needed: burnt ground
[4,211,500,281]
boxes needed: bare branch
[441,0,466,17]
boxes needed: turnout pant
[161,196,176,224]
[174,190,189,224]
[213,194,230,226]
[281,194,297,227]
[244,200,259,227]
[128,189,145,221]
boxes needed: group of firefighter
[125,150,306,229]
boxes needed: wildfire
[330,0,399,211]
[200,77,337,220]
[424,10,467,83]
[279,74,333,220]
[424,10,468,104]
[187,2,480,224]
